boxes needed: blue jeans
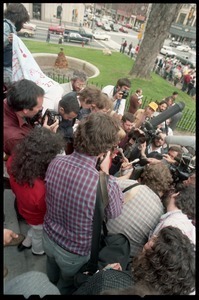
[42,230,90,295]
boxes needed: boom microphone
[149,102,185,128]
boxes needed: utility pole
[59,3,63,26]
[139,3,152,46]
[91,2,96,32]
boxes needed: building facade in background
[3,3,196,43]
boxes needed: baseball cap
[148,102,158,111]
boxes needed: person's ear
[22,108,29,115]
[59,107,65,116]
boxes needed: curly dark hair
[9,127,65,186]
[101,281,160,295]
[140,163,173,196]
[73,112,121,156]
[4,3,30,28]
[132,226,195,295]
[175,185,195,220]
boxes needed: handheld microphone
[149,102,185,128]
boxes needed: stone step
[3,188,46,289]
[4,189,28,283]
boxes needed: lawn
[23,39,195,111]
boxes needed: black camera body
[121,90,129,99]
[42,109,62,126]
[168,154,195,185]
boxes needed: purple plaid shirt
[43,151,123,256]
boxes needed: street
[23,19,196,65]
[23,19,140,51]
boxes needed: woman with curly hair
[4,3,30,88]
[106,162,173,258]
[6,127,65,255]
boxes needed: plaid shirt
[107,179,164,257]
[43,151,123,256]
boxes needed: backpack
[4,20,13,67]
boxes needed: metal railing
[46,73,195,133]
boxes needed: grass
[22,39,195,111]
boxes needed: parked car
[17,28,35,38]
[124,23,132,29]
[169,41,182,47]
[96,20,103,27]
[132,26,140,32]
[160,45,176,57]
[63,32,90,44]
[111,24,120,32]
[176,45,191,52]
[119,26,128,33]
[93,31,110,41]
[102,24,111,31]
[64,28,93,40]
[48,25,65,35]
[23,22,37,31]
[176,55,196,69]
[189,43,196,50]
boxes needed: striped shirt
[106,179,164,257]
[43,151,123,256]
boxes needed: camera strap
[122,182,141,193]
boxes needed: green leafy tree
[129,3,183,79]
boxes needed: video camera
[127,101,196,185]
[131,152,195,187]
[168,153,195,186]
[141,101,186,145]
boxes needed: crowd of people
[154,56,196,99]
[3,3,195,297]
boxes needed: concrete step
[4,189,28,283]
[3,188,46,290]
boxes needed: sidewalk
[3,187,46,292]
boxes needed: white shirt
[149,210,195,245]
[102,85,126,116]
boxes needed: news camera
[128,101,196,185]
[168,153,195,186]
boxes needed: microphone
[149,102,185,128]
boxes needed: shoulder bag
[74,173,139,290]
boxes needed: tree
[129,3,183,79]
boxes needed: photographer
[140,132,166,160]
[140,145,182,166]
[133,102,158,129]
[42,92,80,154]
[4,79,59,157]
[102,78,131,118]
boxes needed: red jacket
[183,74,192,84]
[6,156,46,225]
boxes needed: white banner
[12,34,63,113]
